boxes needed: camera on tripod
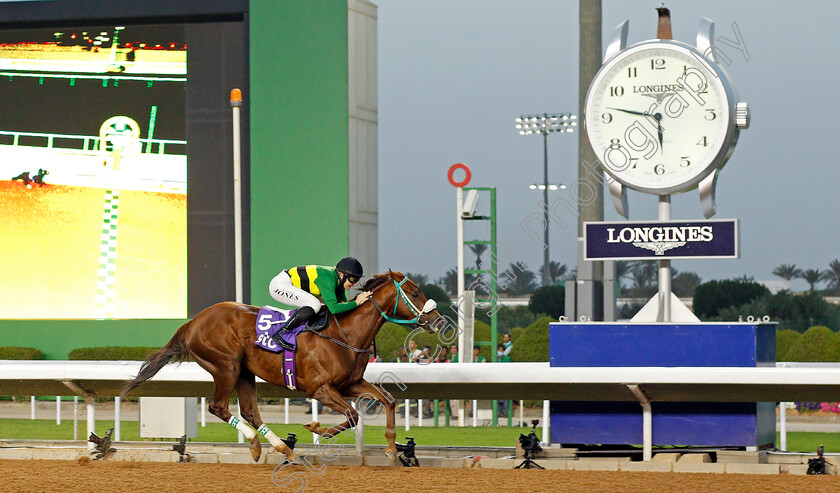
[518,419,542,459]
[395,437,419,467]
[515,419,544,469]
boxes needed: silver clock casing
[584,38,743,196]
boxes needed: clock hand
[653,112,664,154]
[608,107,665,153]
[606,107,651,117]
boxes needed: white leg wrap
[228,416,256,440]
[258,424,286,450]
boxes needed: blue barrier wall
[549,322,776,448]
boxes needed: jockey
[268,257,371,350]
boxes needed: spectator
[496,343,512,417]
[472,345,486,363]
[450,344,458,362]
[435,346,450,363]
[421,345,432,363]
[408,340,422,362]
[502,333,513,358]
[369,354,381,363]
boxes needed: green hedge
[693,279,770,320]
[528,285,564,319]
[784,326,840,362]
[508,317,552,362]
[0,347,43,359]
[68,346,161,361]
[776,329,801,361]
[374,319,495,361]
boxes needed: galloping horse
[122,270,442,462]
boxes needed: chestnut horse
[122,270,442,462]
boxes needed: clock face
[585,40,738,194]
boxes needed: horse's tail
[121,320,192,398]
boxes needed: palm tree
[629,261,657,295]
[467,243,488,294]
[772,264,802,281]
[799,268,823,292]
[548,260,567,285]
[614,260,633,293]
[405,272,430,286]
[821,259,840,295]
[437,267,476,296]
[467,243,488,270]
[500,261,537,295]
[672,271,702,298]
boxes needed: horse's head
[361,270,444,333]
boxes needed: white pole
[56,396,61,425]
[456,186,466,429]
[284,398,290,425]
[201,397,206,427]
[312,400,319,444]
[404,399,410,431]
[114,396,121,441]
[86,401,95,449]
[780,402,787,451]
[73,396,79,441]
[541,400,550,444]
[418,399,423,427]
[353,400,364,456]
[237,399,244,443]
[519,400,524,428]
[472,399,478,427]
[456,186,465,339]
[658,195,671,322]
[30,396,35,419]
[230,89,244,303]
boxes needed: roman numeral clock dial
[584,36,749,213]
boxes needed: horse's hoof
[385,449,397,461]
[304,421,320,432]
[249,436,262,462]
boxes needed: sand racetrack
[2,459,839,492]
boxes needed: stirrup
[271,329,294,351]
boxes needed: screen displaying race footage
[0,24,187,319]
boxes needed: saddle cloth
[254,306,306,390]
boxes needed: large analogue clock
[584,39,749,196]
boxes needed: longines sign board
[584,219,739,261]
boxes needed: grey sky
[376,0,840,291]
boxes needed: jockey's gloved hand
[355,291,372,305]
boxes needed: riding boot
[270,306,316,351]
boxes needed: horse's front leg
[343,380,397,460]
[302,384,358,439]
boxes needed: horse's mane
[359,271,405,292]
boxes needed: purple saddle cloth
[254,306,306,390]
[255,306,309,352]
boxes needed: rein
[304,314,371,353]
[309,274,436,354]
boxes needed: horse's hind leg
[302,384,358,439]
[203,364,261,458]
[235,369,293,461]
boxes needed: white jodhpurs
[269,271,323,311]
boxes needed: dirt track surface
[3,460,840,492]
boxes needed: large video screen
[0,24,187,319]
